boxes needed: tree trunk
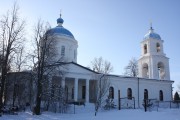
[35,73,43,115]
[0,63,8,115]
[35,93,41,115]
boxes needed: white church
[45,14,173,108]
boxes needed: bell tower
[138,25,170,80]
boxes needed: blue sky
[0,0,180,93]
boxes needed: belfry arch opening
[144,44,147,54]
[142,63,149,78]
[157,62,165,79]
[156,43,160,52]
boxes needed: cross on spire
[60,9,62,18]
[149,20,153,30]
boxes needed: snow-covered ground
[1,105,180,120]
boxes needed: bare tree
[12,46,27,72]
[5,72,29,108]
[30,19,67,115]
[174,92,180,102]
[46,77,67,113]
[10,46,27,107]
[0,3,25,115]
[90,57,113,116]
[91,57,113,74]
[30,20,52,115]
[124,57,138,77]
[0,54,3,72]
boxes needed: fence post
[118,90,121,110]
[133,97,135,109]
[144,99,147,112]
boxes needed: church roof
[144,27,161,40]
[50,14,74,39]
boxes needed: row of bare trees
[0,3,67,116]
[0,3,26,116]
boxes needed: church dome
[51,26,74,38]
[57,17,64,24]
[50,15,74,38]
[144,27,161,40]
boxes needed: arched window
[61,46,65,56]
[156,43,160,52]
[142,63,149,78]
[144,89,148,100]
[127,88,132,99]
[159,90,163,101]
[109,87,114,99]
[144,44,147,54]
[157,62,165,79]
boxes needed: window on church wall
[90,80,97,102]
[127,88,132,100]
[109,87,114,99]
[82,86,86,99]
[157,62,165,79]
[74,50,76,59]
[156,43,160,52]
[51,84,55,98]
[72,87,74,99]
[144,44,147,54]
[144,89,148,100]
[159,90,163,101]
[65,86,68,102]
[142,63,149,78]
[61,46,65,56]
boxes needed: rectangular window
[74,50,76,59]
[72,88,74,99]
[82,86,86,99]
[61,46,65,56]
